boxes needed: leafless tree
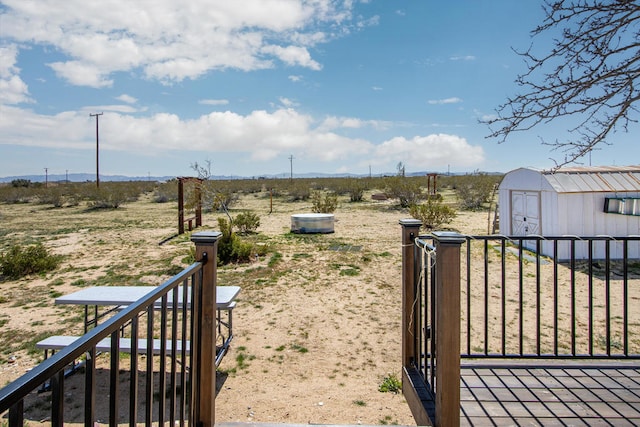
[485,0,640,167]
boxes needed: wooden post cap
[190,231,222,244]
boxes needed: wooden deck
[460,360,640,426]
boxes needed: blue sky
[1,1,638,180]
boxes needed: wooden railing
[0,231,220,427]
[400,220,464,427]
[400,220,640,426]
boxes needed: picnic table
[51,285,240,366]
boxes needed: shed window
[604,197,640,216]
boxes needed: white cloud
[428,97,463,105]
[450,55,476,61]
[0,106,374,164]
[0,44,32,104]
[48,60,113,88]
[318,115,392,132]
[373,134,484,169]
[82,105,142,114]
[278,97,298,108]
[288,75,303,82]
[372,86,383,91]
[116,94,138,104]
[261,45,322,70]
[357,15,380,29]
[0,1,361,87]
[199,99,230,106]
[0,102,485,175]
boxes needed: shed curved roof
[542,165,640,193]
[502,165,640,193]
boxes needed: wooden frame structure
[426,173,437,196]
[178,177,203,234]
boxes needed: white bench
[37,335,191,357]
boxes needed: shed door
[511,191,540,235]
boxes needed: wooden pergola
[178,177,203,234]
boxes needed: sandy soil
[1,189,636,425]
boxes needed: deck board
[460,360,640,426]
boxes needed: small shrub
[0,243,62,279]
[210,189,239,212]
[384,176,424,208]
[216,217,257,265]
[0,187,32,204]
[409,194,457,231]
[234,211,260,234]
[154,180,178,203]
[342,178,368,202]
[87,187,127,209]
[286,181,311,201]
[453,173,500,211]
[378,373,401,394]
[11,179,31,188]
[311,191,338,213]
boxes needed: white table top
[55,285,240,309]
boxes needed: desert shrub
[0,243,62,279]
[211,189,239,212]
[311,191,338,213]
[453,173,500,211]
[384,176,424,208]
[154,180,178,203]
[37,187,63,207]
[341,178,368,202]
[378,373,401,394]
[11,179,31,188]
[216,217,255,265]
[0,187,33,204]
[409,194,457,231]
[86,187,128,209]
[34,185,82,208]
[234,211,260,234]
[266,185,283,198]
[286,181,311,201]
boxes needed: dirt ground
[2,188,635,425]
[0,190,488,425]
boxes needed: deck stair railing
[400,219,640,426]
[0,231,221,427]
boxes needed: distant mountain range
[0,170,500,183]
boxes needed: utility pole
[90,112,103,188]
[66,169,69,183]
[289,155,294,181]
[44,167,48,188]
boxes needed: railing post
[432,231,464,427]
[178,178,185,234]
[191,231,221,427]
[400,219,436,426]
[400,219,422,367]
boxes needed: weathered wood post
[191,231,221,427]
[399,219,434,426]
[195,180,203,228]
[178,178,185,235]
[400,219,422,367]
[432,231,464,427]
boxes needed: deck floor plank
[459,361,640,426]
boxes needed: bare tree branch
[484,0,640,167]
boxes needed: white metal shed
[498,166,640,260]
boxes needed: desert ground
[1,184,636,425]
[0,185,492,425]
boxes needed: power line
[90,112,103,188]
[289,154,294,181]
